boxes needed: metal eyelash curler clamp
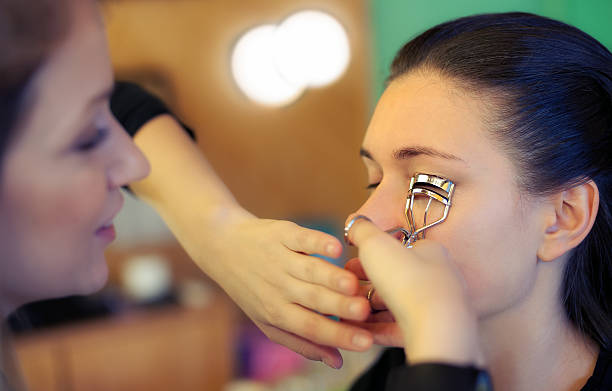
[387,173,455,247]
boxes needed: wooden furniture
[14,295,236,391]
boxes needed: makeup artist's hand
[344,218,483,366]
[195,209,373,369]
[201,213,372,368]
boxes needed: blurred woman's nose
[106,120,150,189]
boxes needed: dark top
[110,81,195,140]
[350,347,612,391]
[583,350,612,391]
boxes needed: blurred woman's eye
[77,126,108,151]
[366,182,380,190]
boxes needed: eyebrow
[360,146,465,162]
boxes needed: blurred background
[10,1,612,390]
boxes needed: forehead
[36,1,112,102]
[16,0,112,142]
[363,71,491,162]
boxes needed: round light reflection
[231,25,304,106]
[274,10,350,88]
[231,10,351,107]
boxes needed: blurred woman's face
[351,71,551,319]
[0,0,149,315]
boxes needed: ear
[537,181,599,262]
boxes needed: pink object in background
[239,326,306,382]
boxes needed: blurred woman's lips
[95,224,116,241]
[95,194,124,241]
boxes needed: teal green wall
[369,0,612,102]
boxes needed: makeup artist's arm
[113,84,372,369]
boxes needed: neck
[1,317,25,391]
[0,287,24,319]
[479,259,598,391]
[0,306,13,321]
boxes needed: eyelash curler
[386,173,455,247]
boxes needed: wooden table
[14,295,236,391]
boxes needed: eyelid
[77,126,108,151]
[366,182,380,190]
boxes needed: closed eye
[366,182,380,190]
[77,127,108,152]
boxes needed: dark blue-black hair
[389,12,612,350]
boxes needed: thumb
[345,217,409,285]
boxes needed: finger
[344,257,369,280]
[276,304,374,352]
[357,284,387,311]
[345,218,411,286]
[346,218,402,259]
[257,322,344,369]
[290,281,370,321]
[366,310,395,323]
[281,222,343,258]
[341,320,404,347]
[341,309,394,323]
[289,252,359,295]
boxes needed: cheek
[0,159,110,301]
[14,165,107,236]
[427,190,541,317]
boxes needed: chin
[75,254,109,295]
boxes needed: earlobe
[537,181,599,262]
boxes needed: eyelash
[366,172,450,191]
[78,127,109,151]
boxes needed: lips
[95,224,116,241]
[96,193,124,234]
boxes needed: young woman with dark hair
[344,12,612,391]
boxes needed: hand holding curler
[344,216,484,366]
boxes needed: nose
[106,118,151,189]
[346,184,408,234]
